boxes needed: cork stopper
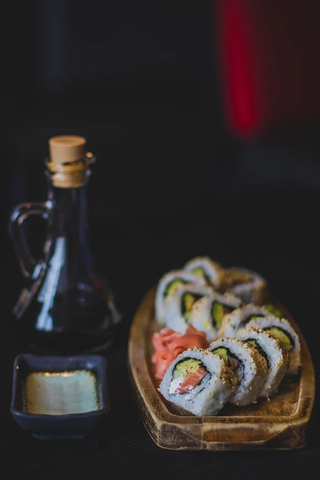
[47,135,93,188]
[49,135,86,164]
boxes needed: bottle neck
[44,164,95,278]
[49,183,89,242]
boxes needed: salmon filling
[211,347,244,383]
[170,358,210,395]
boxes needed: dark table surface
[1,0,320,471]
[1,177,319,480]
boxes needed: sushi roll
[219,304,277,338]
[245,316,301,376]
[183,256,224,290]
[159,347,237,416]
[187,291,243,342]
[163,283,214,334]
[209,337,268,406]
[221,267,267,304]
[236,327,290,397]
[155,269,206,324]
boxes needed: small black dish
[10,353,110,439]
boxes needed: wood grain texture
[128,287,315,451]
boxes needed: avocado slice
[183,293,197,312]
[245,339,258,348]
[264,327,294,352]
[239,313,265,329]
[190,267,206,279]
[164,279,184,297]
[212,347,242,372]
[228,271,252,286]
[247,314,260,321]
[263,304,283,318]
[181,292,204,320]
[190,266,212,284]
[173,358,203,379]
[244,339,270,367]
[211,347,229,363]
[211,302,232,329]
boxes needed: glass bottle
[9,135,122,353]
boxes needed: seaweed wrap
[155,269,206,324]
[187,291,242,342]
[236,327,290,397]
[183,256,224,290]
[246,316,301,376]
[159,347,236,416]
[163,283,214,334]
[209,337,268,406]
[221,267,267,304]
[219,304,277,338]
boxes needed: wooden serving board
[128,287,315,451]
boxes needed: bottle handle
[9,201,51,279]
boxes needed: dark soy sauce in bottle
[9,135,121,353]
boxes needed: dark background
[1,1,320,478]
